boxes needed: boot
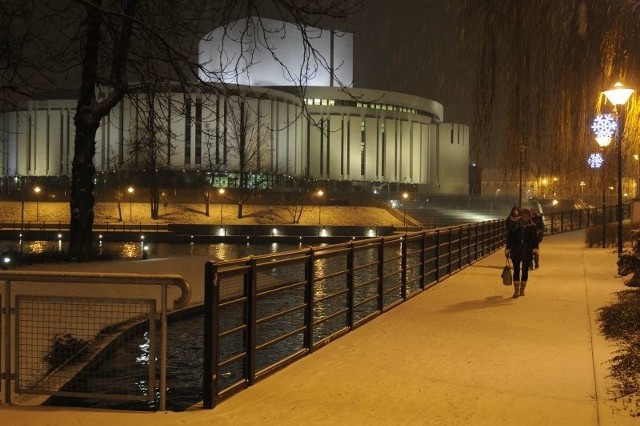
[519,281,527,297]
[512,281,520,298]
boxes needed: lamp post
[635,154,640,198]
[316,190,324,226]
[603,81,634,255]
[595,135,613,247]
[127,186,134,221]
[402,192,409,228]
[33,186,41,221]
[218,188,225,226]
[518,143,526,207]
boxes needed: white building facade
[0,18,469,195]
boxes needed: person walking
[505,208,539,298]
[531,210,544,269]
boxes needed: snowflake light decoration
[591,114,617,138]
[588,152,604,169]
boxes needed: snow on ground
[0,201,404,227]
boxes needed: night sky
[351,0,472,125]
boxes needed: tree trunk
[68,2,102,261]
[68,0,135,259]
[237,202,243,219]
[150,171,159,220]
[69,119,98,260]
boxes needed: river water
[32,239,315,411]
[7,238,305,261]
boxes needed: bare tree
[2,0,362,258]
[57,0,361,259]
[282,177,314,224]
[224,96,270,218]
[201,121,229,217]
[126,89,176,220]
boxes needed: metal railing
[202,219,506,408]
[0,271,190,411]
[202,205,630,409]
[0,221,169,233]
[0,204,627,412]
[543,204,629,235]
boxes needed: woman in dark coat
[506,208,539,298]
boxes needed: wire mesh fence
[15,296,156,400]
[0,271,190,411]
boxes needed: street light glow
[34,186,42,221]
[402,192,409,228]
[127,186,134,221]
[218,188,225,226]
[603,82,634,105]
[316,189,325,228]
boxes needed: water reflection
[121,242,141,258]
[0,240,302,262]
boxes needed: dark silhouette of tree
[224,97,270,219]
[459,0,640,197]
[127,89,176,220]
[14,0,360,260]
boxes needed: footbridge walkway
[1,229,636,425]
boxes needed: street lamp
[127,186,134,221]
[634,154,640,198]
[603,81,634,255]
[33,186,41,221]
[316,190,324,226]
[594,134,613,248]
[402,192,409,228]
[218,188,225,226]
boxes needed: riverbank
[0,201,404,227]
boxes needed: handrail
[1,270,191,410]
[0,271,191,309]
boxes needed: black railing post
[447,227,453,276]
[458,226,463,270]
[247,257,257,385]
[474,223,479,262]
[419,231,426,290]
[401,235,408,300]
[305,249,315,351]
[435,230,441,281]
[377,238,384,312]
[347,242,355,327]
[203,261,219,409]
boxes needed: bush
[42,333,89,373]
[597,289,640,416]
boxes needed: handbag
[501,258,512,286]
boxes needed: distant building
[0,18,469,195]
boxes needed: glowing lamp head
[595,136,612,148]
[603,82,634,105]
